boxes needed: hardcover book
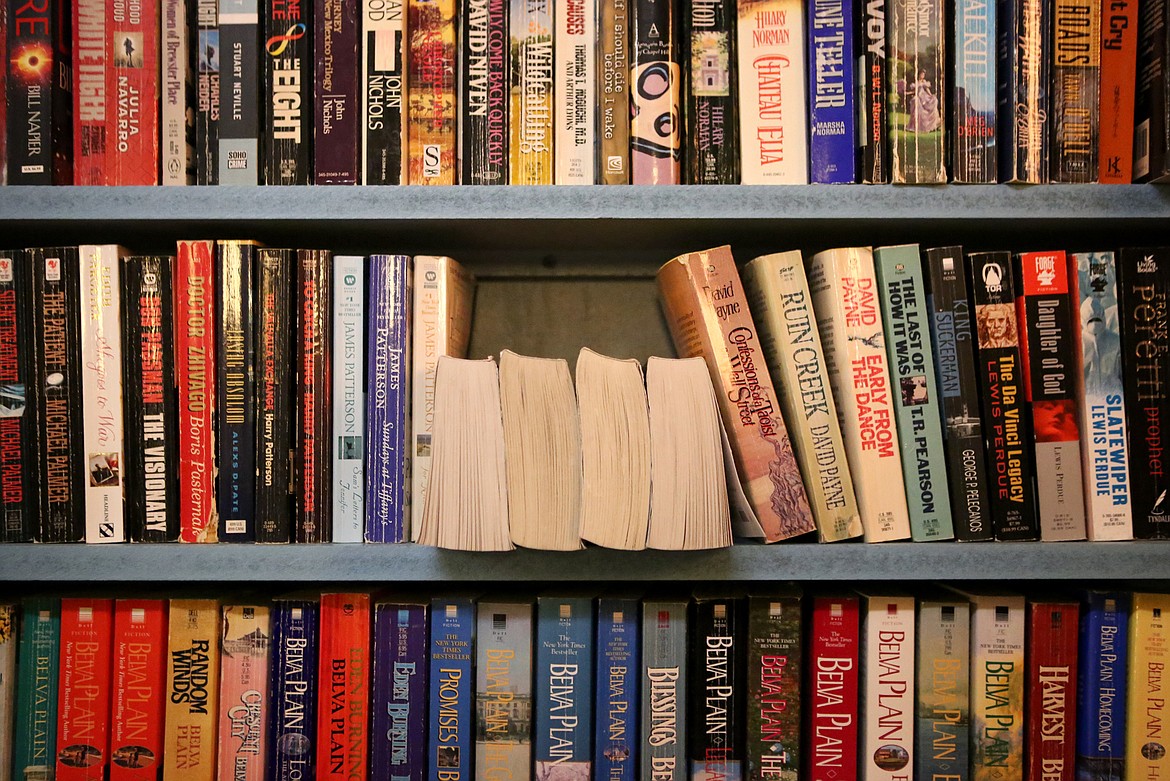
[967,592,1025,781]
[555,0,596,184]
[887,0,946,182]
[858,0,887,182]
[459,0,509,184]
[163,0,196,184]
[176,240,217,543]
[318,593,371,780]
[915,598,970,781]
[269,599,320,780]
[408,0,458,183]
[536,596,595,781]
[630,0,680,183]
[430,597,476,781]
[598,0,630,184]
[1125,593,1170,781]
[858,593,915,781]
[13,598,59,780]
[371,600,428,781]
[0,249,37,542]
[74,0,109,185]
[1098,0,1139,183]
[806,594,859,781]
[361,0,407,184]
[950,0,996,182]
[195,0,220,183]
[746,591,801,781]
[685,0,738,184]
[315,0,360,183]
[6,0,72,184]
[641,599,688,781]
[217,604,270,781]
[1076,591,1129,781]
[1133,0,1169,182]
[109,0,160,183]
[262,0,312,184]
[110,599,168,781]
[997,0,1051,182]
[509,0,554,184]
[219,0,261,183]
[596,597,639,781]
[333,256,366,543]
[807,0,855,183]
[476,598,534,781]
[690,595,743,781]
[56,598,115,781]
[1051,0,1101,182]
[164,599,221,781]
[1027,601,1079,781]
[297,249,334,543]
[256,248,295,544]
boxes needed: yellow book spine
[1126,592,1170,781]
[163,599,222,781]
[509,0,554,184]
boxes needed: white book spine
[0,605,14,780]
[554,0,596,183]
[332,256,366,542]
[162,0,193,184]
[80,245,125,543]
[809,247,911,542]
[861,594,915,781]
[411,256,447,541]
[737,0,808,183]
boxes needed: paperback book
[195,0,220,183]
[807,0,855,183]
[555,0,596,184]
[256,248,295,543]
[858,593,915,781]
[475,598,533,781]
[1051,0,1101,182]
[429,597,476,781]
[262,0,312,185]
[806,594,858,781]
[747,591,802,781]
[371,601,428,781]
[217,604,270,781]
[408,0,458,183]
[630,0,680,183]
[56,598,114,781]
[535,596,595,781]
[1027,600,1079,781]
[361,0,406,184]
[966,592,1025,781]
[997,0,1051,182]
[176,240,217,543]
[1077,591,1130,781]
[858,0,887,182]
[218,0,261,183]
[509,0,554,185]
[887,0,946,182]
[162,0,196,185]
[1125,593,1170,781]
[642,599,687,781]
[13,598,59,780]
[596,597,639,781]
[915,598,969,781]
[0,249,36,542]
[459,0,509,184]
[315,0,361,184]
[110,599,168,781]
[318,593,371,779]
[297,249,334,542]
[1098,0,1139,183]
[949,0,996,182]
[685,0,738,184]
[6,0,72,184]
[598,0,630,184]
[164,599,221,781]
[689,595,743,781]
[269,599,320,778]
[333,256,366,543]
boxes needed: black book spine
[263,0,313,184]
[1117,247,1170,539]
[256,248,294,544]
[924,246,994,542]
[0,250,37,542]
[296,249,333,542]
[1050,0,1101,182]
[121,256,179,542]
[967,250,1038,540]
[31,247,84,543]
[684,0,738,184]
[996,0,1051,182]
[361,0,406,184]
[1134,0,1169,181]
[6,0,73,184]
[195,0,221,184]
[216,242,258,542]
[859,0,888,183]
[459,0,509,183]
[689,597,744,781]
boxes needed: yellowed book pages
[164,599,222,781]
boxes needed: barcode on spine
[1135,119,1150,178]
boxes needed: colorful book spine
[371,601,428,781]
[888,0,945,182]
[807,0,855,183]
[1097,0,1139,183]
[219,0,261,183]
[746,592,802,781]
[642,599,688,781]
[262,0,312,185]
[997,0,1051,182]
[315,0,360,183]
[743,251,862,543]
[333,256,366,543]
[430,597,476,781]
[923,246,993,542]
[109,0,159,183]
[318,593,371,780]
[163,599,221,781]
[0,4,6,185]
[56,598,114,781]
[1125,593,1170,781]
[0,604,14,778]
[690,596,742,781]
[256,248,294,544]
[110,599,168,781]
[950,0,997,182]
[509,0,555,184]
[808,247,912,542]
[1076,591,1129,781]
[217,604,271,781]
[858,0,887,182]
[806,594,858,781]
[13,598,59,780]
[967,251,1038,541]
[298,249,334,543]
[475,599,534,781]
[630,0,680,183]
[408,0,458,183]
[6,0,72,184]
[216,240,258,542]
[1027,601,1079,781]
[536,596,595,781]
[176,240,217,543]
[1015,251,1087,540]
[0,249,37,542]
[195,0,220,184]
[1051,0,1101,182]
[596,597,639,781]
[598,0,630,184]
[74,0,110,186]
[874,244,954,541]
[737,0,807,183]
[163,0,196,185]
[361,0,406,184]
[555,0,596,184]
[969,594,1026,781]
[915,599,970,781]
[859,594,915,781]
[1133,0,1168,182]
[1070,252,1132,540]
[269,599,320,780]
[685,0,738,184]
[459,0,510,184]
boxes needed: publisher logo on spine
[981,262,1003,293]
[46,257,61,281]
[423,145,442,178]
[0,259,12,283]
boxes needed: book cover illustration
[476,599,533,781]
[686,0,737,184]
[509,0,555,184]
[887,0,946,182]
[408,0,458,183]
[950,0,996,182]
[807,0,855,183]
[630,0,680,184]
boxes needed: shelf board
[2,541,1167,583]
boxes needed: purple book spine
[315,0,361,183]
[267,599,320,780]
[371,602,430,780]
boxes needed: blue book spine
[536,596,596,779]
[267,600,320,781]
[430,597,477,781]
[13,598,59,778]
[595,599,640,781]
[807,0,857,183]
[950,0,997,182]
[372,601,430,781]
[364,254,413,543]
[1076,591,1130,781]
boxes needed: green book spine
[13,598,60,777]
[746,592,801,781]
[642,599,688,781]
[916,599,970,781]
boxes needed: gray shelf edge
[2,541,1168,582]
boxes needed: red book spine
[176,240,217,542]
[74,0,111,184]
[806,595,861,781]
[56,598,115,781]
[109,0,160,183]
[110,600,168,781]
[1099,0,1140,182]
[317,593,371,781]
[1027,602,1079,781]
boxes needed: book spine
[1117,248,1170,539]
[315,0,360,183]
[195,0,221,183]
[1016,251,1087,540]
[1098,0,1139,182]
[56,599,114,781]
[642,600,687,781]
[1133,0,1168,181]
[371,602,428,781]
[80,245,125,543]
[1070,252,1132,540]
[261,0,312,184]
[110,0,160,183]
[555,0,596,184]
[629,0,679,183]
[685,0,737,184]
[216,604,270,781]
[459,0,509,184]
[163,0,196,184]
[996,0,1051,182]
[268,601,320,780]
[318,594,371,780]
[689,598,742,781]
[219,0,261,183]
[332,256,366,543]
[0,2,6,185]
[361,0,406,184]
[807,247,911,542]
[1026,602,1079,781]
[364,255,412,543]
[874,245,954,541]
[748,594,804,781]
[175,240,217,543]
[14,599,60,778]
[1051,0,1101,182]
[110,600,168,781]
[858,0,887,182]
[860,595,915,781]
[737,0,807,183]
[806,595,858,781]
[887,0,945,182]
[32,247,85,543]
[509,0,555,184]
[297,249,334,543]
[967,251,1038,540]
[0,604,14,777]
[923,246,993,542]
[807,0,855,183]
[596,598,639,781]
[163,600,221,781]
[256,249,294,544]
[475,600,534,781]
[969,595,1026,781]
[408,0,458,183]
[6,0,72,183]
[1125,594,1170,781]
[1076,592,1129,781]
[74,0,110,186]
[430,598,476,781]
[598,0,630,183]
[0,249,37,542]
[536,597,594,777]
[915,600,970,781]
[949,0,997,182]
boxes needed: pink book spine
[216,605,271,781]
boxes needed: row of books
[4,0,1170,186]
[0,588,1164,781]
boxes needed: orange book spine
[317,593,371,780]
[110,599,168,781]
[1098,0,1140,182]
[56,598,115,781]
